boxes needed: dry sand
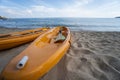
[0,28,120,80]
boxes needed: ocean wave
[0,18,120,31]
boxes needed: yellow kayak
[0,27,49,50]
[0,26,71,80]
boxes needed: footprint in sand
[72,42,82,48]
[68,48,96,57]
[103,55,120,72]
[66,48,120,80]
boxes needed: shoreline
[0,27,120,34]
[0,27,120,80]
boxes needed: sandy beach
[0,27,120,80]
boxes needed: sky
[0,0,120,18]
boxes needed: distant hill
[0,16,7,20]
[115,16,120,18]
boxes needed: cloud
[0,6,33,17]
[0,0,120,18]
[0,6,20,15]
[91,1,120,17]
[74,0,93,7]
[25,5,85,17]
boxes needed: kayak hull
[0,28,49,50]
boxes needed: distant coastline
[115,16,120,18]
[0,16,7,20]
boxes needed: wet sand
[0,28,120,80]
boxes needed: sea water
[0,18,120,31]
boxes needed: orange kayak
[0,27,49,50]
[0,26,71,80]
